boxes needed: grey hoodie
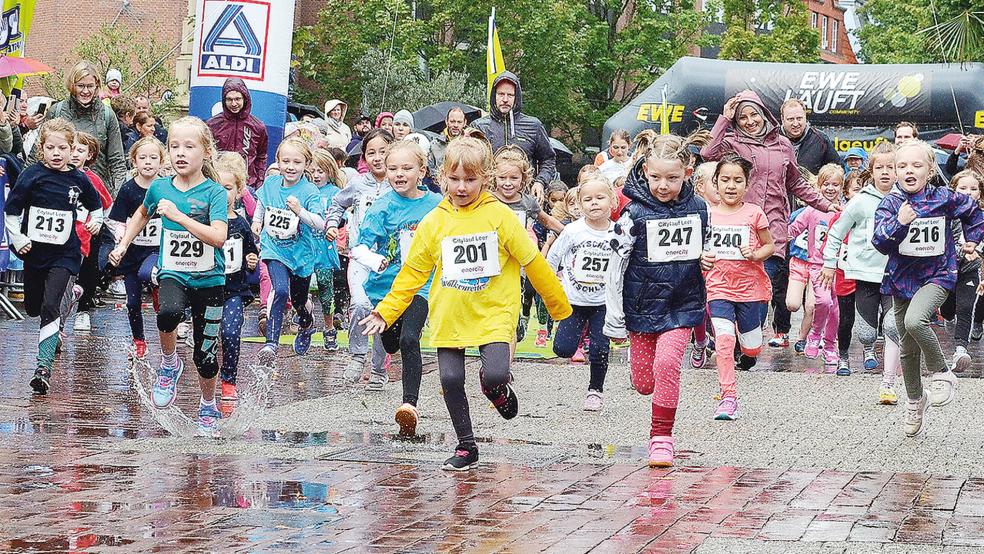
[325,172,391,246]
[822,184,888,283]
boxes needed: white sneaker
[74,312,91,332]
[176,321,190,339]
[343,358,364,383]
[951,347,972,373]
[928,370,958,407]
[108,280,127,298]
[903,391,929,437]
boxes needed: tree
[718,0,821,63]
[856,0,983,63]
[355,49,486,114]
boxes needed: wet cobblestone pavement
[4,305,984,552]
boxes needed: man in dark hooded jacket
[472,72,555,199]
[206,78,269,189]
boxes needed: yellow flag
[0,0,38,93]
[660,85,670,135]
[486,8,505,103]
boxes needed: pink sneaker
[823,346,839,372]
[535,329,548,348]
[804,337,821,359]
[648,436,674,467]
[572,346,586,363]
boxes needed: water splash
[127,349,277,439]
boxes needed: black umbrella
[412,102,482,133]
[550,138,573,164]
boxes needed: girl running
[788,164,844,370]
[821,142,901,404]
[309,149,345,351]
[361,137,571,471]
[703,154,774,419]
[352,140,441,430]
[547,176,615,411]
[108,116,228,431]
[252,138,326,365]
[215,152,259,405]
[325,128,394,382]
[5,118,103,394]
[604,135,709,467]
[100,136,166,359]
[872,140,984,437]
[829,170,864,375]
[691,161,718,368]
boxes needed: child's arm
[108,205,150,265]
[953,189,984,251]
[325,185,358,239]
[286,194,326,231]
[251,200,265,237]
[536,210,565,233]
[362,220,437,333]
[544,227,571,271]
[604,213,636,340]
[350,206,387,272]
[157,199,227,248]
[524,255,572,320]
[743,226,775,262]
[3,175,31,254]
[872,196,912,255]
[787,208,811,240]
[540,232,557,258]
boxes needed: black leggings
[78,234,103,312]
[855,280,899,346]
[553,304,609,392]
[837,292,855,357]
[380,295,428,405]
[157,278,224,379]
[771,254,792,334]
[24,265,73,369]
[438,342,511,448]
[941,266,981,348]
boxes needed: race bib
[161,229,215,272]
[646,215,702,262]
[76,205,89,222]
[399,229,415,264]
[793,229,809,251]
[814,224,828,248]
[839,243,849,264]
[27,207,72,245]
[223,236,243,275]
[132,218,161,247]
[441,232,501,281]
[356,195,376,224]
[264,206,299,240]
[899,216,945,257]
[572,247,612,283]
[709,225,749,261]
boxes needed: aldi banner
[189,0,294,162]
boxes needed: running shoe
[836,360,852,377]
[323,328,339,352]
[333,312,346,331]
[482,378,519,420]
[803,338,821,359]
[648,436,675,468]
[736,354,757,371]
[221,381,238,402]
[863,347,879,371]
[343,358,364,383]
[583,391,604,412]
[823,347,839,373]
[690,342,707,369]
[30,366,51,395]
[951,346,971,373]
[132,339,148,361]
[366,372,387,391]
[442,445,479,471]
[258,311,268,337]
[74,311,91,332]
[152,358,184,409]
[879,385,898,405]
[395,403,419,436]
[714,396,739,420]
[928,370,958,407]
[294,323,316,355]
[572,346,586,363]
[973,322,983,341]
[176,320,190,339]
[257,344,277,367]
[516,316,529,343]
[903,391,929,437]
[793,339,807,355]
[535,329,548,348]
[198,402,222,433]
[768,333,789,348]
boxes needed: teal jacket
[821,184,887,283]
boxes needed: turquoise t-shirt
[142,176,228,289]
[357,189,441,304]
[257,175,324,278]
[315,183,342,271]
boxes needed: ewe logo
[198,0,270,80]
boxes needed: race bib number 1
[441,232,501,281]
[709,225,749,261]
[646,215,702,262]
[265,206,299,240]
[223,236,243,275]
[572,247,612,283]
[161,229,215,272]
[899,216,945,257]
[27,207,72,245]
[132,218,161,247]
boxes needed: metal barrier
[0,269,24,320]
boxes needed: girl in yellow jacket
[361,137,572,471]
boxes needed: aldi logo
[198,0,270,80]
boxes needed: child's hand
[16,241,31,255]
[108,245,126,266]
[819,267,835,289]
[897,202,917,225]
[700,251,716,271]
[963,241,977,255]
[251,220,263,237]
[740,245,754,260]
[156,199,182,222]
[285,196,301,214]
[359,312,387,335]
[325,226,339,241]
[84,219,102,234]
[245,252,258,270]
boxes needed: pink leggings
[808,265,838,347]
[629,327,690,438]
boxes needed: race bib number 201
[646,215,702,262]
[441,232,501,281]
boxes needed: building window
[821,16,829,49]
[811,12,818,28]
[832,20,838,53]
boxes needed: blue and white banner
[189,0,295,162]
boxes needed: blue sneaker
[198,402,222,432]
[863,347,878,371]
[836,360,852,376]
[294,323,316,355]
[793,340,807,355]
[152,358,184,409]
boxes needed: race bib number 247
[646,215,702,262]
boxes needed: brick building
[806,0,858,64]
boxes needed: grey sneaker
[366,372,387,391]
[343,358,364,383]
[903,391,929,437]
[951,347,971,373]
[928,370,958,407]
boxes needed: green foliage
[857,0,984,63]
[719,0,821,62]
[293,0,716,148]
